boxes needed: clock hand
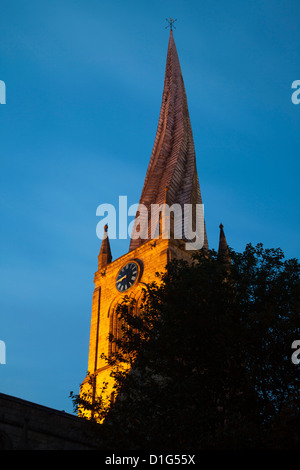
[117,275,127,282]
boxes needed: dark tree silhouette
[71,244,300,450]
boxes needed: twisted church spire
[129,31,208,251]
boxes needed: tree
[70,373,109,423]
[71,243,300,450]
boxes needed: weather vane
[165,18,177,31]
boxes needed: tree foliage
[71,243,300,449]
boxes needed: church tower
[80,30,210,413]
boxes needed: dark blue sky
[0,0,299,413]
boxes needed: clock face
[116,261,139,292]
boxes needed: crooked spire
[129,30,208,251]
[98,224,112,270]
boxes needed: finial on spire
[218,223,231,265]
[165,18,177,31]
[98,224,112,269]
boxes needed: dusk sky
[0,0,299,414]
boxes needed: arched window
[107,287,147,358]
[108,307,123,357]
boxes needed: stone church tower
[80,30,228,414]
